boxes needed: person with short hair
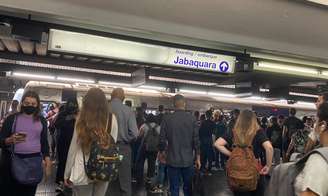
[199,110,216,175]
[136,114,160,183]
[213,111,227,170]
[159,94,200,196]
[282,108,304,162]
[266,116,283,165]
[54,98,79,192]
[108,88,138,196]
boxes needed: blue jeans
[157,162,167,185]
[167,166,194,196]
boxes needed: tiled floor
[36,169,233,196]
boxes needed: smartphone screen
[16,132,27,139]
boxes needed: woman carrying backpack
[214,110,273,196]
[64,88,118,196]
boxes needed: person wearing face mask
[0,91,51,196]
[54,98,79,192]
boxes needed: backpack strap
[296,147,328,166]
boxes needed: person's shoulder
[3,112,17,122]
[255,129,267,137]
[118,103,134,114]
[307,153,328,167]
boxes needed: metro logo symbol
[219,61,229,73]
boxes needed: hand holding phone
[15,132,27,142]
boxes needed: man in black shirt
[282,108,304,161]
[199,110,216,175]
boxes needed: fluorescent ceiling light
[257,61,319,75]
[320,71,328,76]
[149,76,217,86]
[180,89,236,97]
[297,101,315,106]
[179,89,207,95]
[57,77,95,83]
[208,92,236,98]
[98,81,131,87]
[289,92,318,98]
[216,84,236,89]
[123,87,159,94]
[248,96,266,100]
[139,85,166,91]
[0,58,131,77]
[306,0,328,6]
[259,88,270,92]
[13,72,55,80]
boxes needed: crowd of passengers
[0,88,327,196]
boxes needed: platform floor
[36,168,233,196]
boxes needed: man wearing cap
[109,88,138,196]
[159,94,201,196]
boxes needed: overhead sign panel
[166,49,235,73]
[48,29,235,73]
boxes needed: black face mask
[22,106,37,115]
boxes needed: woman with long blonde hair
[64,88,118,196]
[214,110,273,196]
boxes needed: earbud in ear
[320,122,327,132]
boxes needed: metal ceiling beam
[1,39,20,52]
[18,40,35,55]
[35,43,47,56]
[0,40,5,51]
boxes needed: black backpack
[83,114,122,182]
[144,123,160,152]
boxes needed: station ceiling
[0,0,327,61]
[0,13,326,103]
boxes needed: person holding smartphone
[0,91,51,196]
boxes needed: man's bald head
[173,94,186,109]
[111,88,125,101]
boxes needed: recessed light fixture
[57,76,95,83]
[289,92,319,98]
[13,72,55,80]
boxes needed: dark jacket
[0,113,49,184]
[159,110,200,167]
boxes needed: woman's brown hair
[233,110,260,145]
[75,88,111,152]
[20,90,41,121]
